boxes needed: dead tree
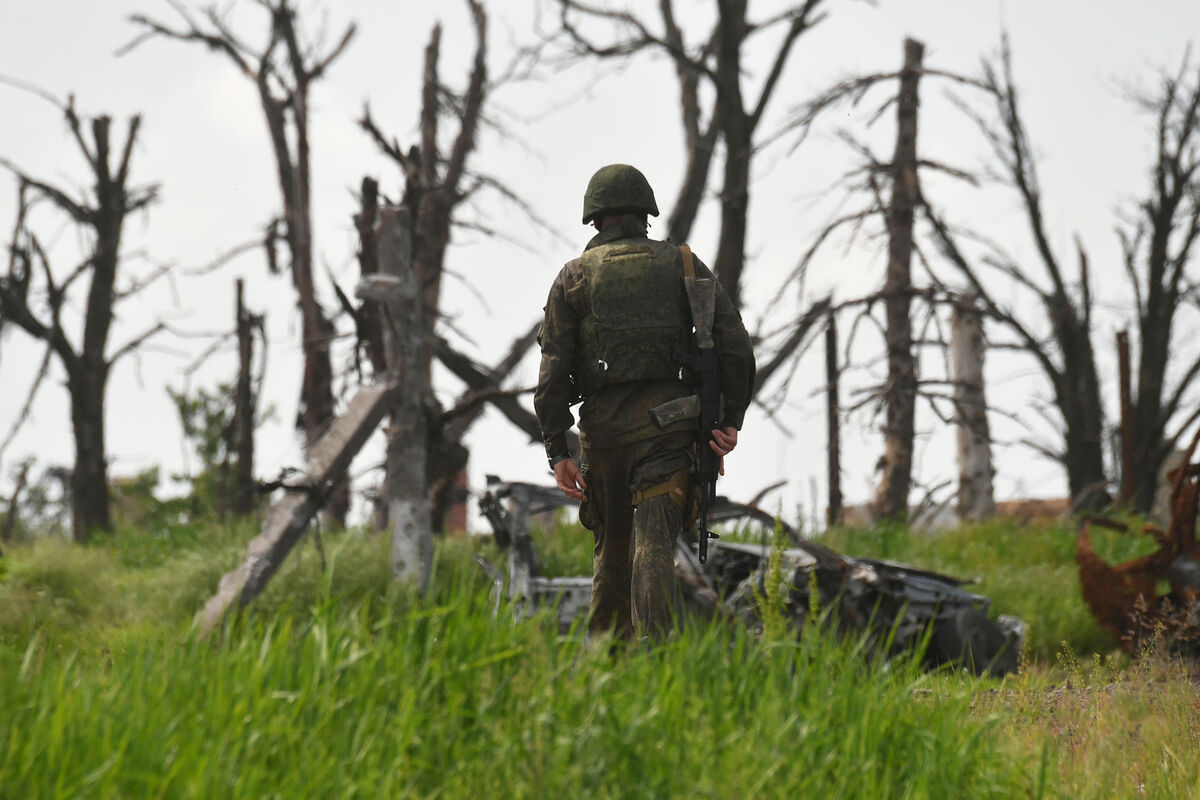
[553,0,828,309]
[1116,330,1136,505]
[366,208,433,590]
[825,313,843,527]
[0,101,160,542]
[951,295,995,521]
[358,1,548,531]
[124,1,356,523]
[868,39,924,521]
[1119,55,1200,514]
[926,37,1108,510]
[233,278,262,516]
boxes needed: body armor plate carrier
[576,240,690,397]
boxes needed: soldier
[534,164,756,639]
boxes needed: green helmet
[581,164,660,224]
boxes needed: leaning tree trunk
[951,296,995,521]
[68,364,110,543]
[871,38,924,522]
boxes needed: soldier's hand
[554,458,588,502]
[709,426,738,476]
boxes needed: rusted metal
[479,480,1023,675]
[1077,425,1200,654]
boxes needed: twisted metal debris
[1077,426,1200,655]
[478,477,1024,676]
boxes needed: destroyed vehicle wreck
[478,478,1025,677]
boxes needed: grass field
[0,516,1197,798]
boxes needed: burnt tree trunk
[234,279,257,516]
[1117,330,1136,505]
[871,38,923,522]
[951,296,995,521]
[67,364,110,541]
[712,0,751,309]
[825,313,843,527]
[375,207,433,590]
[0,112,156,543]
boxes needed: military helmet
[581,164,660,224]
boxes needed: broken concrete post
[197,383,396,635]
[367,207,434,592]
[951,295,995,521]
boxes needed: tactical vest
[576,240,690,397]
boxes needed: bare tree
[0,100,159,542]
[868,38,924,521]
[926,38,1109,510]
[776,37,964,520]
[1119,55,1200,514]
[124,1,357,523]
[552,0,828,309]
[357,0,548,532]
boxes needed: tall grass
[1,516,1196,798]
[0,556,1027,798]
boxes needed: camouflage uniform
[535,203,755,638]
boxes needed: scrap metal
[1077,426,1200,655]
[478,478,1024,676]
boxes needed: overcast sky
[2,0,1198,529]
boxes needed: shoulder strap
[678,244,715,349]
[679,244,696,279]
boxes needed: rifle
[677,246,721,564]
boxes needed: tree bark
[712,0,751,309]
[871,38,923,522]
[1116,330,1136,505]
[375,207,433,591]
[825,313,843,527]
[67,363,110,542]
[234,279,257,516]
[951,296,995,521]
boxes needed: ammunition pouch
[649,395,701,428]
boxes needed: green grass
[0,516,1196,798]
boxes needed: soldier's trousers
[578,431,695,639]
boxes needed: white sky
[1,0,1198,530]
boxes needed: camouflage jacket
[534,217,755,460]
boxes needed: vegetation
[0,517,1197,798]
